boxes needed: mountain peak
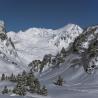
[58,23,82,32]
[7,23,83,63]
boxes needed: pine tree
[12,69,46,96]
[60,47,66,57]
[9,73,16,82]
[2,86,8,94]
[13,75,26,96]
[55,53,64,68]
[54,76,64,86]
[12,72,27,96]
[22,70,26,76]
[1,73,5,81]
[16,74,21,82]
[29,81,35,93]
[22,70,27,86]
[26,70,35,86]
[39,62,44,73]
[34,78,40,93]
[40,85,48,96]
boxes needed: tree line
[1,70,48,96]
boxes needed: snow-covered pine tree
[2,86,8,94]
[34,78,41,93]
[1,73,6,81]
[54,76,64,86]
[29,81,35,93]
[40,85,48,96]
[22,70,27,86]
[60,47,66,57]
[26,69,35,86]
[9,73,16,82]
[13,74,26,96]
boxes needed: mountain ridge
[1,21,98,98]
[7,23,83,64]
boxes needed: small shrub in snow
[54,76,64,86]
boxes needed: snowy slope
[73,25,98,73]
[1,53,98,98]
[34,25,98,98]
[7,24,83,64]
[0,21,26,74]
[73,25,98,53]
[37,53,98,98]
[2,22,98,98]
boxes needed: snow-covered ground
[37,54,98,98]
[0,23,98,98]
[0,53,97,98]
[7,24,83,64]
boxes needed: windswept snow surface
[7,24,98,98]
[37,54,98,98]
[7,24,83,64]
[0,95,34,98]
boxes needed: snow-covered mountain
[36,24,98,98]
[0,21,25,75]
[73,25,98,73]
[7,24,83,64]
[1,21,98,98]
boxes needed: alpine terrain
[0,20,98,98]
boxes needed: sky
[0,0,98,32]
